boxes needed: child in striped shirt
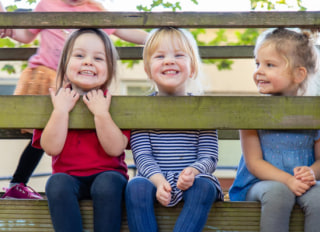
[125,27,223,232]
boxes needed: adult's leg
[11,140,43,185]
[12,66,56,185]
[45,173,83,232]
[173,177,218,232]
[247,181,296,232]
[297,182,320,232]
[125,177,158,232]
[91,171,127,232]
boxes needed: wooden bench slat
[0,129,240,140]
[1,96,320,130]
[0,12,320,29]
[0,46,256,61]
[0,199,305,232]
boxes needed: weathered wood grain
[0,200,304,232]
[0,12,319,29]
[1,96,320,130]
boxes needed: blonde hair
[143,27,203,95]
[143,27,201,80]
[254,28,319,95]
[56,28,118,92]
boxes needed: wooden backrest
[0,11,319,133]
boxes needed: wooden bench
[0,95,318,231]
[1,10,320,231]
[0,200,304,232]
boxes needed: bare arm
[311,138,320,180]
[83,90,128,157]
[113,29,148,45]
[40,88,79,156]
[0,3,38,42]
[241,130,291,182]
[241,130,310,196]
[0,28,38,43]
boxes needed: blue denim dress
[229,130,320,201]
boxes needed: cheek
[151,60,161,69]
[67,61,77,71]
[252,73,257,82]
[149,64,159,76]
[103,64,108,74]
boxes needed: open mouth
[79,70,96,76]
[163,70,178,75]
[257,80,269,85]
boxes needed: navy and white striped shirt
[130,129,224,206]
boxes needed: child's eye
[267,63,274,67]
[175,53,185,58]
[155,55,164,59]
[95,57,105,61]
[255,62,260,68]
[74,53,83,58]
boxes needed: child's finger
[184,168,192,175]
[164,182,172,192]
[63,82,71,89]
[49,88,56,102]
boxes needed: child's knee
[125,177,155,205]
[185,178,217,205]
[92,171,127,197]
[45,173,73,197]
[298,184,320,212]
[261,182,295,207]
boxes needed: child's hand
[0,29,14,38]
[156,181,172,207]
[83,89,110,116]
[294,166,316,186]
[177,167,196,190]
[50,88,79,113]
[287,175,311,196]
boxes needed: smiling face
[146,38,194,96]
[253,44,301,96]
[66,33,108,94]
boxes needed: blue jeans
[45,171,127,232]
[125,176,218,232]
[247,180,320,232]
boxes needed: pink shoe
[1,183,43,199]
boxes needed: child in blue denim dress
[229,28,320,232]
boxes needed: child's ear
[189,65,195,78]
[293,67,307,84]
[189,70,195,78]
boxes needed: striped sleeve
[130,130,163,178]
[190,130,219,174]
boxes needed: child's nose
[83,57,93,66]
[255,65,264,75]
[164,56,175,65]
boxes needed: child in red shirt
[0,0,146,199]
[32,28,129,232]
